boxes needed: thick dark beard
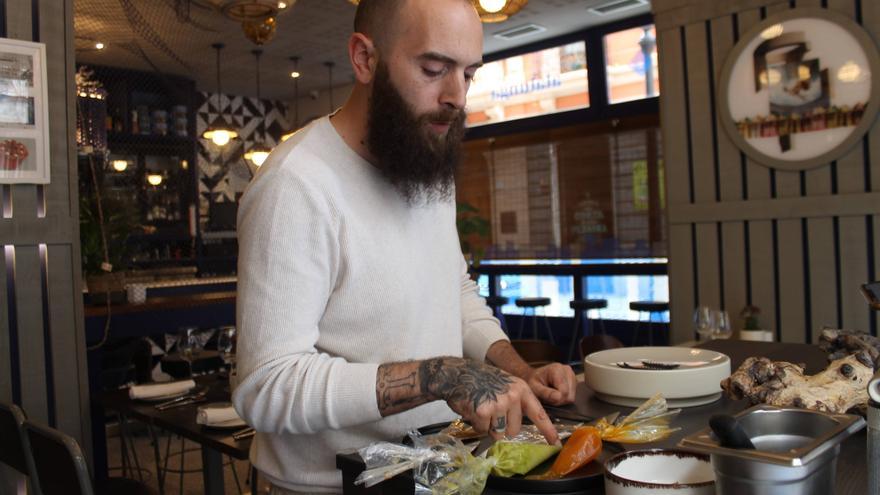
[366,63,466,205]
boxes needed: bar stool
[485,295,509,333]
[629,301,669,346]
[515,297,554,343]
[567,299,608,362]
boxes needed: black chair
[514,297,554,343]
[485,295,509,333]
[567,299,608,361]
[579,334,625,361]
[629,301,670,346]
[24,419,154,495]
[511,339,564,367]
[0,402,40,495]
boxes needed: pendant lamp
[202,43,239,146]
[244,49,272,166]
[280,55,300,142]
[347,0,528,24]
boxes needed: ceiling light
[290,71,301,78]
[111,159,128,172]
[472,0,527,23]
[147,174,163,186]
[202,43,239,147]
[278,1,288,8]
[245,48,272,167]
[95,42,105,50]
[479,0,506,13]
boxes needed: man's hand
[421,357,560,444]
[525,363,577,406]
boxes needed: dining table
[101,374,253,495]
[336,339,867,494]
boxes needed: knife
[472,435,498,457]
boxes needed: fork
[155,393,208,411]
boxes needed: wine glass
[693,306,714,341]
[217,326,236,370]
[713,310,733,339]
[178,327,199,377]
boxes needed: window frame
[465,13,658,141]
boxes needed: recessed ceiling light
[95,42,105,50]
[290,71,301,79]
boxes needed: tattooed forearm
[376,357,514,417]
[420,357,514,411]
[376,361,430,416]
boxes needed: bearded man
[233,0,577,493]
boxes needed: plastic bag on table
[354,432,495,494]
[593,393,681,443]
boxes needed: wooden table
[338,339,867,494]
[101,375,252,495]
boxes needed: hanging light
[202,43,239,147]
[147,173,163,186]
[111,159,128,172]
[346,0,527,23]
[243,49,272,167]
[281,55,301,142]
[472,0,527,22]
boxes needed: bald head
[354,0,475,51]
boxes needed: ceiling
[74,0,651,101]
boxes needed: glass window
[604,25,659,104]
[466,42,589,127]
[584,274,669,322]
[496,275,575,318]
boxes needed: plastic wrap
[354,432,495,494]
[594,393,681,443]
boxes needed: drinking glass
[178,327,199,377]
[217,326,236,368]
[713,310,733,339]
[693,306,714,341]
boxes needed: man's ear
[349,33,378,84]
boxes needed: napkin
[196,405,242,426]
[129,379,196,400]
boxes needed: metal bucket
[679,405,864,494]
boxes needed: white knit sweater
[232,116,508,492]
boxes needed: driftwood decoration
[721,353,873,414]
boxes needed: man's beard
[366,63,466,205]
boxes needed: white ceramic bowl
[583,346,731,407]
[604,449,716,495]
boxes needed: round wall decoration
[718,8,880,171]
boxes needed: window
[466,42,589,127]
[604,25,659,104]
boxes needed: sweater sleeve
[232,165,382,435]
[459,254,509,362]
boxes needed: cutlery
[153,388,204,409]
[232,427,256,441]
[156,394,207,411]
[542,405,595,424]
[472,434,498,457]
[616,360,680,370]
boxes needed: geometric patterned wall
[196,91,291,230]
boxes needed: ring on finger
[493,416,507,433]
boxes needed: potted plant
[456,202,490,269]
[739,305,770,341]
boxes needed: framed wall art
[0,37,50,184]
[717,8,880,171]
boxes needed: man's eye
[423,67,444,77]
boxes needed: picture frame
[717,9,880,171]
[0,37,50,184]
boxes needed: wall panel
[655,0,876,342]
[0,0,88,456]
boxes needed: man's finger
[507,402,523,438]
[522,392,559,445]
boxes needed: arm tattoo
[420,357,514,410]
[376,364,425,415]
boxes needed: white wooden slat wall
[653,0,880,343]
[0,0,90,459]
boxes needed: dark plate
[411,422,620,494]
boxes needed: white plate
[583,347,731,408]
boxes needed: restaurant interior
[1,0,880,493]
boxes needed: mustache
[421,108,465,124]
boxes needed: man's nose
[440,72,468,110]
